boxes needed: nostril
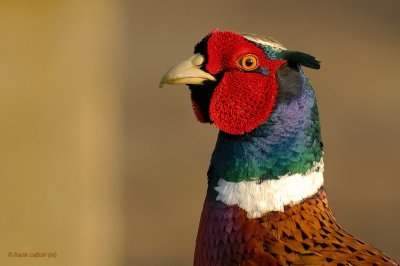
[191,53,205,66]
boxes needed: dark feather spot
[332,243,342,249]
[347,245,357,252]
[284,245,293,253]
[302,242,311,250]
[295,222,301,230]
[270,252,278,258]
[320,232,328,239]
[336,237,344,243]
[316,242,329,249]
[367,250,376,256]
[322,227,331,235]
[301,230,308,240]
[357,239,366,245]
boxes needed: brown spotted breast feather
[194,190,398,266]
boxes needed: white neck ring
[214,159,324,218]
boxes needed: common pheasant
[160,29,398,266]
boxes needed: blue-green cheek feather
[208,70,323,184]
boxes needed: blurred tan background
[0,1,399,265]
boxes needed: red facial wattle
[204,31,286,135]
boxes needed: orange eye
[239,54,258,71]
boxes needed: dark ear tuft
[281,50,320,69]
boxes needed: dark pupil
[245,58,253,67]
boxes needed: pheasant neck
[206,69,324,217]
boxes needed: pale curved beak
[159,53,216,88]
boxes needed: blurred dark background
[1,1,399,265]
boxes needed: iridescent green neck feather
[207,66,323,187]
